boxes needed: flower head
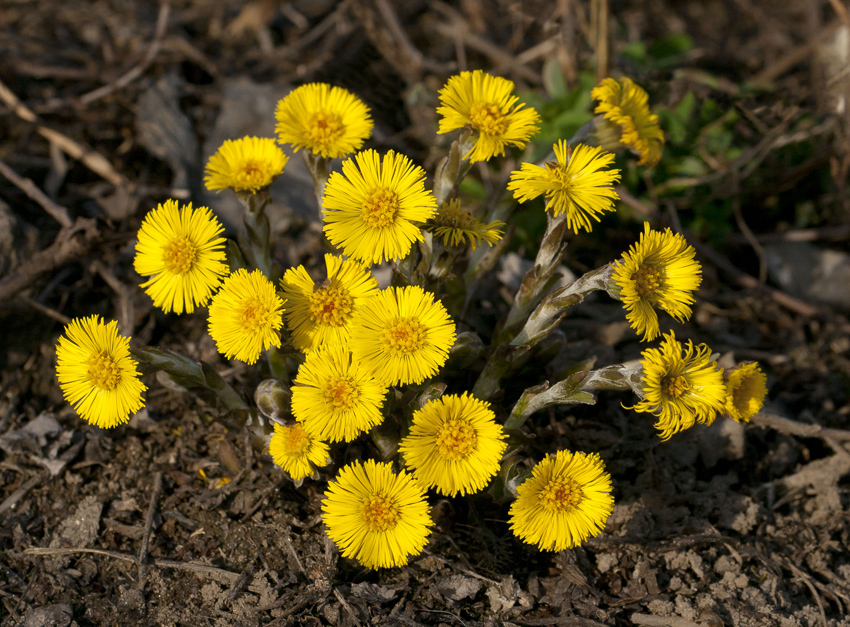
[426,199,505,250]
[631,331,726,440]
[507,142,621,232]
[322,459,433,569]
[292,342,387,442]
[611,222,702,342]
[133,200,229,314]
[400,393,506,497]
[592,77,664,167]
[349,286,456,386]
[724,362,767,422]
[208,269,285,364]
[509,450,614,551]
[275,83,373,159]
[269,422,329,480]
[204,136,288,194]
[55,316,147,428]
[437,70,541,162]
[322,149,437,265]
[281,254,378,352]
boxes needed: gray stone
[766,241,850,310]
[436,574,482,601]
[20,603,72,627]
[48,495,103,569]
[698,417,746,468]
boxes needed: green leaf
[542,58,568,100]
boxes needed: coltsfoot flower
[509,450,614,551]
[281,254,378,352]
[275,83,373,159]
[592,77,664,167]
[631,331,726,440]
[507,142,621,232]
[426,199,504,250]
[349,286,456,386]
[400,393,507,497]
[322,459,433,569]
[55,316,147,428]
[292,342,387,442]
[133,200,229,314]
[724,362,767,422]
[322,149,437,265]
[611,222,702,342]
[269,422,329,480]
[204,136,288,194]
[437,70,541,162]
[208,269,285,364]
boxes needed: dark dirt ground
[2,1,850,626]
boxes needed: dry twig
[0,159,72,228]
[0,218,99,302]
[0,80,128,188]
[137,471,163,590]
[78,1,171,106]
[750,412,850,442]
[23,547,268,594]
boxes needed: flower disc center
[632,264,662,299]
[539,477,584,513]
[240,298,273,334]
[324,376,360,410]
[437,199,473,229]
[282,424,310,456]
[435,419,478,461]
[381,317,426,355]
[469,101,508,135]
[162,236,197,274]
[362,494,400,532]
[309,285,353,327]
[87,351,120,391]
[662,375,688,399]
[236,161,269,188]
[361,187,400,228]
[307,111,344,144]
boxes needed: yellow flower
[322,149,437,265]
[269,422,329,480]
[133,200,229,314]
[611,222,702,342]
[724,362,767,422]
[292,342,387,442]
[204,136,288,194]
[280,254,378,352]
[400,393,506,497]
[208,269,285,364]
[507,142,621,232]
[592,77,664,167]
[275,83,373,159]
[349,286,456,386]
[55,316,147,428]
[509,450,614,551]
[437,70,541,162]
[426,199,505,250]
[630,331,727,440]
[322,459,432,569]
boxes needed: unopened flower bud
[254,379,292,422]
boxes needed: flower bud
[254,379,292,422]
